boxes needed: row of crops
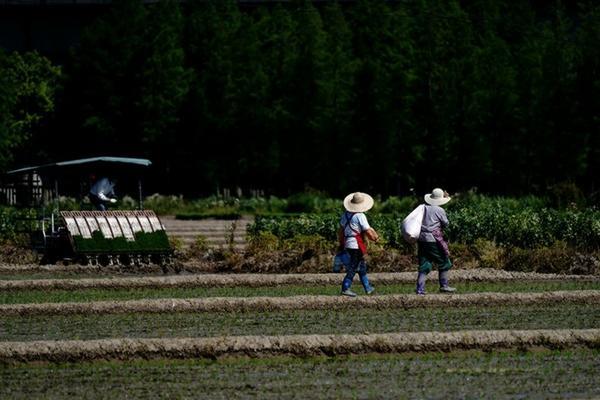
[1,190,593,222]
[249,207,600,250]
[2,349,598,399]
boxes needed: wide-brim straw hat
[343,192,374,213]
[424,188,451,206]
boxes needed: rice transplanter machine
[4,157,172,266]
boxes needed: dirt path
[161,216,251,250]
[1,290,598,316]
[0,329,597,363]
[1,270,598,290]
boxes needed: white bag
[401,205,425,243]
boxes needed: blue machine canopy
[7,157,152,175]
[4,157,153,206]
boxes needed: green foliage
[143,194,187,215]
[141,0,190,144]
[187,235,210,259]
[285,192,341,214]
[56,196,80,211]
[250,205,600,250]
[144,194,288,215]
[168,235,186,260]
[471,239,505,269]
[67,0,190,164]
[247,231,280,254]
[250,214,338,242]
[0,207,37,241]
[282,234,330,253]
[119,196,139,210]
[72,230,171,253]
[375,197,419,216]
[503,241,576,274]
[238,196,287,214]
[446,206,600,249]
[7,1,600,197]
[0,50,60,170]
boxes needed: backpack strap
[343,211,367,254]
[343,212,355,236]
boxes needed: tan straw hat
[424,188,451,206]
[343,192,374,213]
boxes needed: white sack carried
[401,205,425,243]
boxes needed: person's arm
[97,192,117,203]
[358,214,379,242]
[96,192,111,201]
[337,227,345,249]
[104,179,117,202]
[364,228,379,242]
[438,208,449,228]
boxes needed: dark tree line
[3,0,599,198]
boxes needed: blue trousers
[341,248,373,293]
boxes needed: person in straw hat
[338,192,380,297]
[416,188,456,295]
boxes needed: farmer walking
[338,192,380,297]
[416,188,456,295]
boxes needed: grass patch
[1,304,598,341]
[0,349,598,399]
[0,281,599,305]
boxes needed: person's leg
[342,250,359,291]
[416,270,428,295]
[423,243,455,293]
[417,242,433,295]
[438,258,456,292]
[358,259,374,294]
[341,249,360,296]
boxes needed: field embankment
[1,290,598,316]
[1,269,598,290]
[0,329,598,363]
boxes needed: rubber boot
[359,272,374,294]
[342,276,354,292]
[439,270,456,293]
[416,271,427,295]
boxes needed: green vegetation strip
[72,231,171,253]
[2,281,600,305]
[1,291,598,316]
[2,349,598,399]
[0,329,599,363]
[251,208,600,249]
[2,304,597,342]
[2,270,598,289]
